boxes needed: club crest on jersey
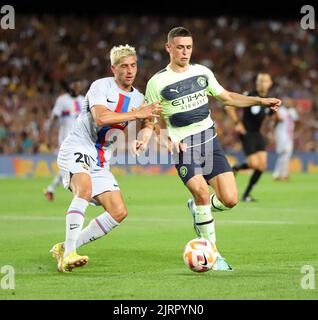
[197,76,207,87]
[82,163,89,171]
[180,166,188,178]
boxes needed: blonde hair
[110,44,137,66]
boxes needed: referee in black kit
[226,73,275,202]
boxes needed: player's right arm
[132,77,162,151]
[91,102,160,127]
[87,80,160,126]
[145,77,187,153]
[144,77,186,154]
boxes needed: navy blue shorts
[173,127,232,185]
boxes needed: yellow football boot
[62,251,89,272]
[50,242,65,272]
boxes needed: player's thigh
[70,173,92,200]
[94,191,127,223]
[173,146,204,188]
[246,153,260,169]
[91,168,127,222]
[208,172,238,208]
[57,147,93,200]
[186,175,211,205]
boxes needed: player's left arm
[131,117,157,155]
[132,78,162,155]
[204,67,281,111]
[216,90,281,111]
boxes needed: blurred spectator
[0,14,317,154]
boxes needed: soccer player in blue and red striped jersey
[50,45,160,272]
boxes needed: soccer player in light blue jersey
[145,27,281,270]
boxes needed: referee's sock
[242,169,263,199]
[233,162,249,172]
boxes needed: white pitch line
[0,215,299,225]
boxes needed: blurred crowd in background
[0,14,318,154]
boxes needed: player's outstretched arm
[216,90,281,111]
[91,102,161,127]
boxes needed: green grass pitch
[0,172,317,300]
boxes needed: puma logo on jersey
[170,88,179,93]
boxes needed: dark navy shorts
[239,132,266,156]
[173,126,232,185]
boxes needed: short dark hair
[167,27,192,43]
[255,72,272,81]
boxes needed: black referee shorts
[239,132,266,156]
[173,127,232,185]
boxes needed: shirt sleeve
[138,93,145,108]
[276,107,286,118]
[205,68,225,97]
[145,77,161,104]
[86,80,108,109]
[291,108,299,121]
[51,96,64,118]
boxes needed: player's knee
[221,191,238,208]
[249,160,258,170]
[109,205,128,223]
[120,207,128,220]
[75,189,92,202]
[258,163,267,172]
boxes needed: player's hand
[134,102,162,120]
[260,98,281,112]
[167,139,187,154]
[235,122,246,135]
[130,139,147,156]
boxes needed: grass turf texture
[0,173,317,300]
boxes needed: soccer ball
[183,238,218,272]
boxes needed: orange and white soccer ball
[183,238,218,272]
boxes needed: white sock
[195,204,216,244]
[210,194,231,212]
[47,172,63,193]
[76,211,119,249]
[64,197,88,257]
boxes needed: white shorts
[57,144,120,198]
